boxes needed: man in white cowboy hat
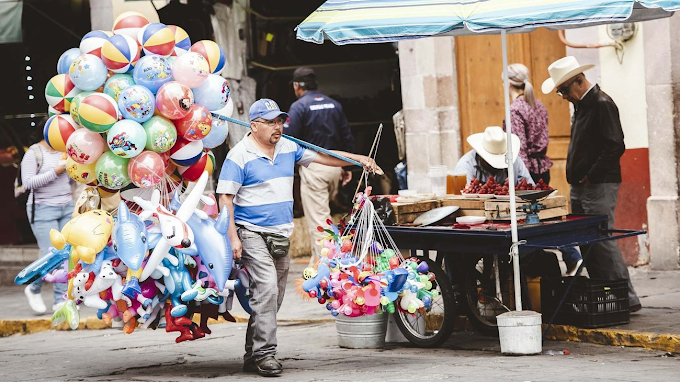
[452,125,535,186]
[543,56,641,312]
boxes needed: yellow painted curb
[543,324,680,354]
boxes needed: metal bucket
[335,314,388,349]
[497,310,542,355]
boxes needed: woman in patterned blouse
[504,63,553,184]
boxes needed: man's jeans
[27,202,74,304]
[238,227,290,362]
[571,182,640,306]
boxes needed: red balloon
[155,81,194,120]
[127,151,165,188]
[174,104,212,140]
[319,279,328,289]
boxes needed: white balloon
[214,97,234,118]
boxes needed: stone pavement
[1,261,679,353]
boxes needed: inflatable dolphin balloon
[186,205,233,291]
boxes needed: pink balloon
[127,151,165,188]
[171,52,209,88]
[156,81,194,120]
[65,129,106,164]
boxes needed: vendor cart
[386,214,645,345]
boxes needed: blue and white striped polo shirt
[216,133,317,237]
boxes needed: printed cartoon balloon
[44,114,79,152]
[49,209,114,264]
[142,116,177,153]
[128,151,165,188]
[156,81,194,120]
[113,11,149,39]
[171,52,209,88]
[101,34,140,74]
[191,74,230,111]
[168,25,191,56]
[103,74,135,102]
[107,120,146,158]
[132,55,173,94]
[66,157,97,184]
[79,30,113,58]
[169,138,203,167]
[78,93,120,132]
[137,22,175,57]
[95,151,131,190]
[45,74,82,113]
[57,48,82,75]
[190,40,226,74]
[68,54,108,91]
[174,104,211,141]
[118,85,155,123]
[66,128,106,164]
[202,115,228,149]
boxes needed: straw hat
[541,56,594,94]
[467,126,520,169]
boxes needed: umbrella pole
[501,30,522,311]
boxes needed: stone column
[90,0,114,31]
[398,37,461,193]
[644,14,680,270]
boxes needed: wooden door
[455,29,571,201]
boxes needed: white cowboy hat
[467,126,520,169]
[541,56,594,94]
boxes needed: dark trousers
[570,182,640,306]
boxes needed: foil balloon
[49,209,114,264]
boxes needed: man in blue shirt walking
[284,67,356,266]
[218,99,378,376]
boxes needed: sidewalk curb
[2,316,678,354]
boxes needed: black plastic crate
[540,276,630,328]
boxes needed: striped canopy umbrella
[296,0,680,311]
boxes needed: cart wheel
[462,255,515,337]
[393,257,456,347]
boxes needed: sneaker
[566,259,583,277]
[24,286,47,314]
[255,356,282,377]
[52,302,65,312]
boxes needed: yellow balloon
[66,157,97,184]
[49,209,114,264]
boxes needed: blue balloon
[202,115,229,149]
[132,55,173,94]
[68,54,108,91]
[118,85,155,123]
[191,74,230,111]
[57,48,81,75]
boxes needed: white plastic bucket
[428,165,448,196]
[335,314,388,349]
[497,310,542,355]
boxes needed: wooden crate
[440,195,486,217]
[391,200,441,224]
[484,196,568,221]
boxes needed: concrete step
[0,245,40,286]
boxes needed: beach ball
[69,54,108,91]
[106,120,146,158]
[95,151,131,190]
[143,116,177,153]
[69,91,93,127]
[156,81,194,120]
[138,23,175,57]
[203,115,228,149]
[45,74,82,113]
[118,85,155,123]
[190,40,225,74]
[57,48,82,75]
[103,74,135,102]
[65,128,106,164]
[113,11,149,39]
[132,55,173,94]
[177,150,214,182]
[171,52,209,88]
[79,93,120,132]
[47,106,60,117]
[127,151,165,188]
[192,74,230,111]
[168,25,191,56]
[101,34,140,74]
[44,114,79,152]
[174,104,211,141]
[169,138,203,167]
[79,30,113,58]
[66,157,97,184]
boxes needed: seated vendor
[453,125,535,186]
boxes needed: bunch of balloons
[300,190,439,318]
[15,172,249,342]
[45,11,235,199]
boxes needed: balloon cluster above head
[47,11,231,196]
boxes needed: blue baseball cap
[249,98,289,122]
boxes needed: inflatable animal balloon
[68,260,124,309]
[113,201,149,298]
[185,205,233,291]
[14,245,71,285]
[49,210,114,264]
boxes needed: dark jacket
[284,91,355,153]
[566,85,625,184]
